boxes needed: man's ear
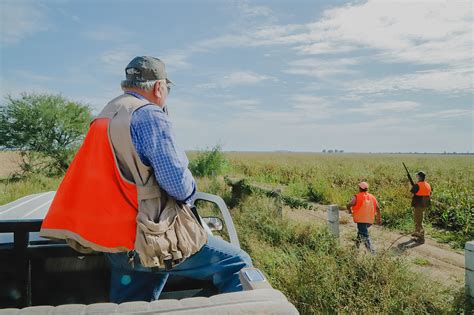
[153,81,162,98]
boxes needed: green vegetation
[0,147,469,313]
[0,174,62,205]
[0,93,92,176]
[226,152,473,248]
[413,257,431,266]
[196,177,465,314]
[188,145,229,177]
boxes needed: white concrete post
[466,241,474,301]
[327,205,340,238]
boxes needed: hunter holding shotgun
[403,163,432,244]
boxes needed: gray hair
[121,79,160,91]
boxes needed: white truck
[0,191,298,314]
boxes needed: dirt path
[284,204,465,289]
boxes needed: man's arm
[410,184,419,195]
[346,196,356,213]
[130,105,196,204]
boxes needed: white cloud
[285,58,359,78]
[223,99,260,110]
[197,71,277,89]
[294,42,355,55]
[414,109,473,120]
[101,51,134,66]
[349,68,473,94]
[237,1,273,18]
[296,1,473,66]
[0,2,49,44]
[191,24,305,52]
[290,95,330,109]
[349,101,421,115]
[224,71,277,86]
[231,95,333,128]
[160,53,191,71]
[190,0,472,69]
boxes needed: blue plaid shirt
[127,93,196,204]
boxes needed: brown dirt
[0,151,22,178]
[284,205,465,289]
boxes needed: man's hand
[376,214,382,225]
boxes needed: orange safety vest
[351,192,377,224]
[415,181,431,196]
[41,118,138,251]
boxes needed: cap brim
[166,78,175,85]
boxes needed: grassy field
[1,151,472,247]
[196,176,466,313]
[0,151,470,313]
[222,152,473,249]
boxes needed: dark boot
[363,237,376,254]
[414,234,425,244]
[355,233,362,249]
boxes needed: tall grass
[226,152,473,248]
[0,174,62,205]
[230,192,464,314]
[0,153,466,313]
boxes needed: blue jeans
[356,223,374,252]
[105,235,252,303]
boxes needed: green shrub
[189,145,228,177]
[0,93,92,175]
[307,180,330,203]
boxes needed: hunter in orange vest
[39,56,252,303]
[346,182,381,253]
[410,171,431,243]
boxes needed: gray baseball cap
[124,56,172,83]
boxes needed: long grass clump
[231,193,464,314]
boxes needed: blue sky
[1,0,472,153]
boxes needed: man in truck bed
[39,56,252,303]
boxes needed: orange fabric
[416,181,431,196]
[352,192,377,223]
[41,118,138,250]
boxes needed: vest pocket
[135,198,207,269]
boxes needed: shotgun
[402,162,415,186]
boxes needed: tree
[0,93,93,175]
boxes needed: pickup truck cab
[0,191,298,314]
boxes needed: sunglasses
[165,79,173,94]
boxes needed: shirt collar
[125,91,146,100]
[125,91,166,113]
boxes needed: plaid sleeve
[130,105,196,204]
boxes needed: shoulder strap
[99,94,155,186]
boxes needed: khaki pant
[413,206,426,238]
